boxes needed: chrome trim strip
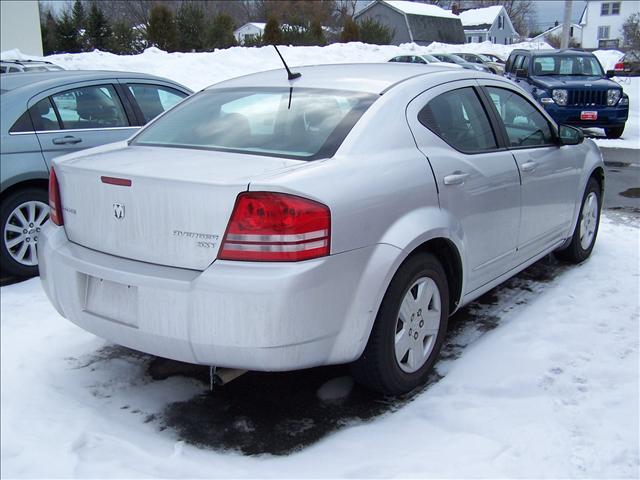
[223,239,327,252]
[225,229,328,243]
[9,126,140,136]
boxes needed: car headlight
[618,95,629,106]
[552,89,568,106]
[607,89,621,106]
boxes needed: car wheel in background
[556,178,601,264]
[1,188,49,277]
[351,253,449,395]
[605,126,625,139]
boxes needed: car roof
[510,49,593,57]
[0,70,190,97]
[206,63,462,94]
[1,59,56,65]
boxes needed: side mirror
[558,124,584,145]
[515,68,528,79]
[606,69,616,78]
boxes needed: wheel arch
[1,178,49,202]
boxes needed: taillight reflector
[101,176,132,186]
[614,62,624,71]
[218,192,331,262]
[49,167,63,226]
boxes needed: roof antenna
[273,45,301,80]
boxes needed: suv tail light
[48,167,63,226]
[218,192,330,262]
[614,62,624,71]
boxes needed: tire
[556,178,601,264]
[0,188,49,277]
[605,126,624,139]
[351,252,449,395]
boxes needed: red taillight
[218,192,331,262]
[48,167,63,226]
[614,62,625,71]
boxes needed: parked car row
[390,52,504,74]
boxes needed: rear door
[480,81,580,261]
[28,81,139,166]
[406,80,521,293]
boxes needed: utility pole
[561,0,573,49]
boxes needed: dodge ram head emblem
[113,203,125,219]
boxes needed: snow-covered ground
[3,40,638,148]
[1,215,639,478]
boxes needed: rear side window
[132,87,376,160]
[126,84,188,123]
[9,111,34,133]
[418,87,497,153]
[486,87,555,148]
[30,98,61,131]
[50,84,129,129]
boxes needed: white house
[579,0,640,49]
[0,0,43,56]
[455,5,519,45]
[233,22,267,44]
[531,23,583,47]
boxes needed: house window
[601,2,610,15]
[611,2,620,15]
[498,16,504,29]
[597,25,610,39]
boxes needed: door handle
[520,161,538,173]
[52,135,82,145]
[443,171,469,186]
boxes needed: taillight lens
[48,167,63,226]
[218,192,331,262]
[614,62,624,71]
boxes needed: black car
[614,51,640,76]
[504,49,629,138]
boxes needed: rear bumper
[541,103,628,129]
[39,224,400,371]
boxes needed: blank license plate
[580,111,598,120]
[84,276,138,327]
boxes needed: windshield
[532,55,604,76]
[132,87,377,160]
[446,55,466,64]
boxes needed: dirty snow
[1,215,638,478]
[2,41,637,149]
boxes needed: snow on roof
[384,1,458,19]
[458,5,503,27]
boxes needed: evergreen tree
[147,4,177,52]
[85,2,112,51]
[358,18,393,45]
[263,17,283,45]
[71,0,86,50]
[207,13,236,50]
[340,16,359,43]
[176,3,205,52]
[41,11,59,55]
[308,19,326,46]
[56,10,81,53]
[109,21,137,54]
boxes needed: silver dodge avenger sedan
[39,64,604,394]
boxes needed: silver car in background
[39,64,604,395]
[1,70,191,277]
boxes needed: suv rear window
[132,88,376,160]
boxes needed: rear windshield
[532,55,604,76]
[132,87,377,160]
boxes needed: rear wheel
[351,253,449,395]
[605,126,624,139]
[0,188,49,277]
[556,178,601,263]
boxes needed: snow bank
[1,216,638,478]
[2,42,637,148]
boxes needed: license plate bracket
[84,276,138,327]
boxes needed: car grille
[568,89,607,106]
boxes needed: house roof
[458,5,503,29]
[531,23,582,41]
[356,0,458,20]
